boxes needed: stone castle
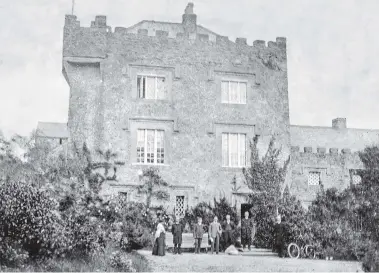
[36,3,379,215]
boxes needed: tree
[242,135,290,210]
[136,167,170,209]
[241,135,290,248]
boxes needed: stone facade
[61,3,290,213]
[58,3,379,212]
[290,118,379,206]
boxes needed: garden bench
[165,233,209,253]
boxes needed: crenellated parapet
[63,14,287,60]
[290,146,359,157]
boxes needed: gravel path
[138,250,363,272]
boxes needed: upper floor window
[221,80,247,104]
[308,171,320,186]
[222,133,246,167]
[137,129,165,165]
[137,75,167,100]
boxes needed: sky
[0,0,378,137]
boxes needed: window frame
[175,195,185,218]
[137,74,167,100]
[221,132,247,168]
[308,171,321,186]
[136,129,165,165]
[221,79,248,104]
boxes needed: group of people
[152,211,262,256]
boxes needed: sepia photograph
[0,0,378,272]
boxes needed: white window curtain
[222,133,246,167]
[239,82,247,104]
[229,133,238,167]
[222,133,229,166]
[230,82,239,103]
[156,130,165,164]
[238,134,246,166]
[136,129,165,165]
[156,77,166,100]
[146,130,155,163]
[221,81,229,103]
[145,77,156,99]
[137,129,145,163]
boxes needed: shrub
[118,202,155,250]
[0,239,29,268]
[185,202,214,232]
[0,180,68,261]
[109,251,136,272]
[362,247,379,272]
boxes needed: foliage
[136,167,170,209]
[243,135,290,205]
[242,135,290,248]
[362,247,379,272]
[109,251,136,272]
[0,180,69,261]
[212,197,238,223]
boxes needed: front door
[241,203,254,219]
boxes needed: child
[171,217,184,254]
[193,217,205,254]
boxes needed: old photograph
[0,0,378,272]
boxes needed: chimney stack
[182,3,197,34]
[332,118,347,129]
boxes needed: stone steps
[239,248,278,257]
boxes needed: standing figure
[193,217,205,254]
[222,214,236,250]
[241,211,256,251]
[152,222,166,256]
[208,216,222,254]
[171,217,184,255]
[273,214,286,258]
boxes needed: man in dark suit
[222,214,236,250]
[171,217,184,254]
[273,214,286,258]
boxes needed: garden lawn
[138,250,364,272]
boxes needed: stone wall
[290,145,364,206]
[62,12,290,209]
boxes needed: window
[352,174,361,185]
[221,80,247,104]
[222,133,246,167]
[308,172,320,186]
[137,75,167,100]
[59,138,63,145]
[175,196,185,218]
[136,129,165,164]
[118,192,128,201]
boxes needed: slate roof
[36,122,69,139]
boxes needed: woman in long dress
[152,222,166,256]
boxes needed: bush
[109,251,136,272]
[0,180,68,262]
[0,239,29,268]
[118,202,155,250]
[362,247,379,272]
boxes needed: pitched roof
[36,122,69,139]
[124,20,220,40]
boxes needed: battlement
[291,146,356,156]
[63,3,286,50]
